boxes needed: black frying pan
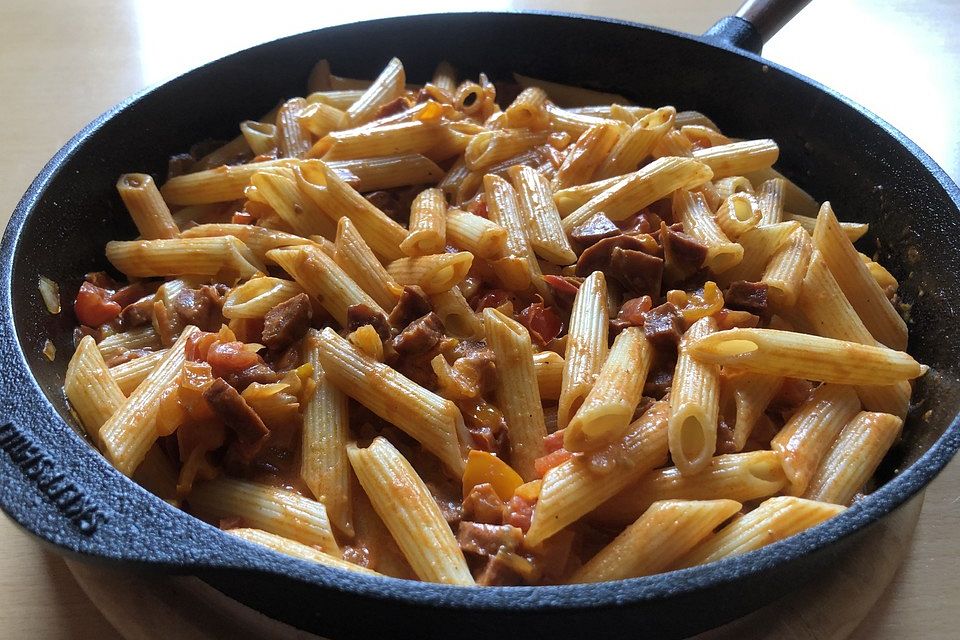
[2,2,959,638]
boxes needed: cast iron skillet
[2,2,959,638]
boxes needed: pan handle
[704,0,811,55]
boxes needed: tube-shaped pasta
[116,174,179,240]
[276,98,312,159]
[525,399,671,546]
[268,245,385,328]
[315,328,466,474]
[190,477,338,553]
[595,106,675,179]
[687,328,924,385]
[239,120,277,157]
[484,174,546,296]
[431,61,457,93]
[552,174,621,216]
[97,326,161,363]
[222,276,305,319]
[109,349,168,396]
[757,177,785,225]
[796,251,911,417]
[180,223,314,263]
[99,326,198,476]
[571,499,742,583]
[716,221,801,285]
[674,110,721,130]
[348,437,474,585]
[533,350,564,401]
[465,129,548,171]
[692,139,779,179]
[301,330,352,536]
[505,87,550,129]
[307,89,366,110]
[651,129,695,158]
[335,217,401,311]
[812,202,908,350]
[194,134,252,171]
[250,170,336,238]
[675,496,845,568]
[726,372,783,450]
[545,102,620,136]
[160,158,298,205]
[106,237,264,279]
[298,101,348,138]
[669,317,721,475]
[314,120,446,160]
[387,252,473,294]
[565,327,651,452]
[592,451,787,526]
[297,162,408,261]
[430,287,483,339]
[560,157,714,232]
[483,308,548,481]
[552,122,621,190]
[65,336,126,443]
[326,154,444,192]
[345,57,405,126]
[784,212,869,242]
[761,225,814,308]
[228,528,378,576]
[445,208,507,259]
[509,165,577,265]
[771,384,864,495]
[803,411,902,505]
[400,188,447,256]
[714,192,762,240]
[673,190,744,274]
[558,271,608,430]
[714,176,755,200]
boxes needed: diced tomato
[543,430,566,454]
[74,281,121,326]
[517,301,562,347]
[206,340,261,376]
[533,448,572,478]
[185,331,218,362]
[231,211,255,225]
[541,275,580,310]
[617,296,653,327]
[83,271,119,291]
[467,196,488,219]
[504,494,536,533]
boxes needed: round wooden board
[66,494,923,640]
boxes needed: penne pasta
[770,384,862,495]
[221,276,305,320]
[509,165,577,265]
[669,317,721,475]
[445,208,507,259]
[812,202,908,350]
[803,411,902,505]
[276,97,312,159]
[345,57,405,126]
[228,528,378,576]
[327,154,444,192]
[784,211,869,243]
[761,225,814,308]
[692,139,779,179]
[673,189,744,273]
[687,328,924,386]
[757,177,785,225]
[180,223,314,263]
[714,192,762,240]
[315,328,466,474]
[560,156,714,232]
[387,252,473,294]
[430,287,483,339]
[99,326,198,476]
[716,221,801,285]
[675,496,845,568]
[301,330,352,536]
[335,217,402,311]
[552,122,621,190]
[65,335,126,443]
[483,308,548,480]
[725,372,783,451]
[592,451,787,526]
[116,174,179,240]
[268,245,385,328]
[505,87,550,130]
[109,349,168,396]
[595,106,675,179]
[399,187,447,256]
[190,477,338,553]
[533,350,564,401]
[565,327,651,452]
[571,499,741,583]
[97,326,161,364]
[484,174,547,296]
[348,437,474,585]
[106,237,264,279]
[160,158,299,205]
[525,399,671,546]
[558,271,608,430]
[250,170,336,238]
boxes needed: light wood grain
[0,0,957,638]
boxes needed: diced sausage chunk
[203,378,269,458]
[724,281,769,315]
[261,293,312,350]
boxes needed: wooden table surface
[1,0,957,638]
